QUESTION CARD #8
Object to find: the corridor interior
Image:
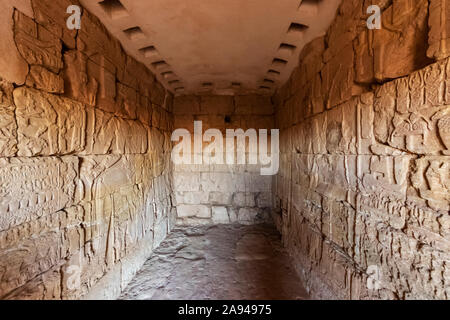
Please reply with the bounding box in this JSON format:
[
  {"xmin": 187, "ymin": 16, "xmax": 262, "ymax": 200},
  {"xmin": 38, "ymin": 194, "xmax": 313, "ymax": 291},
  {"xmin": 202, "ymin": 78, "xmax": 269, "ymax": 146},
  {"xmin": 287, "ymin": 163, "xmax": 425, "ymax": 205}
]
[{"xmin": 0, "ymin": 0, "xmax": 449, "ymax": 300}]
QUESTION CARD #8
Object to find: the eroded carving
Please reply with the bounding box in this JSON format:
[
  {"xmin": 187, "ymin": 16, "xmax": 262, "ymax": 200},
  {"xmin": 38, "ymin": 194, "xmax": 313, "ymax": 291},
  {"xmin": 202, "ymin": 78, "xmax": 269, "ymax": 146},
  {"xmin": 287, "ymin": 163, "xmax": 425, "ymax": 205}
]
[
  {"xmin": 0, "ymin": 157, "xmax": 78, "ymax": 231},
  {"xmin": 13, "ymin": 87, "xmax": 86, "ymax": 156}
]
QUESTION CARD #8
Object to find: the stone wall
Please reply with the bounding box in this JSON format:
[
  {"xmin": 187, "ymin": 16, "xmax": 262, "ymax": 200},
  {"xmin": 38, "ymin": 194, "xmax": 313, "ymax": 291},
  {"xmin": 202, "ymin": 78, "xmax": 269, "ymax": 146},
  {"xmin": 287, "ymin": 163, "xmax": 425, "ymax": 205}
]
[
  {"xmin": 173, "ymin": 95, "xmax": 274, "ymax": 225},
  {"xmin": 0, "ymin": 0, "xmax": 174, "ymax": 299},
  {"xmin": 273, "ymin": 0, "xmax": 450, "ymax": 299}
]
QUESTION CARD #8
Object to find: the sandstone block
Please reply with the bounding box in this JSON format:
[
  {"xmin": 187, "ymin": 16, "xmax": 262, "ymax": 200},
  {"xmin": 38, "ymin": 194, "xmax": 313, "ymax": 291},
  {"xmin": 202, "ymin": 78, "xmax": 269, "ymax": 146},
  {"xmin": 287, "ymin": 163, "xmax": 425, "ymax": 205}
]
[
  {"xmin": 13, "ymin": 87, "xmax": 86, "ymax": 156},
  {"xmin": 208, "ymin": 192, "xmax": 232, "ymax": 205},
  {"xmin": 14, "ymin": 11, "xmax": 63, "ymax": 73},
  {"xmin": 321, "ymin": 43, "xmax": 354, "ymax": 108},
  {"xmin": 238, "ymin": 208, "xmax": 259, "ymax": 224},
  {"xmin": 0, "ymin": 156, "xmax": 79, "ymax": 231},
  {"xmin": 212, "ymin": 206, "xmax": 230, "ymax": 224},
  {"xmin": 201, "ymin": 172, "xmax": 236, "ymax": 192},
  {"xmin": 26, "ymin": 66, "xmax": 64, "ymax": 93},
  {"xmin": 256, "ymin": 192, "xmax": 272, "ymax": 208},
  {"xmin": 428, "ymin": 0, "xmax": 450, "ymax": 60},
  {"xmin": 63, "ymin": 50, "xmax": 98, "ymax": 107},
  {"xmin": 0, "ymin": 80, "xmax": 17, "ymax": 156},
  {"xmin": 177, "ymin": 205, "xmax": 211, "ymax": 218},
  {"xmin": 84, "ymin": 108, "xmax": 148, "ymax": 155},
  {"xmin": 175, "ymin": 191, "xmax": 209, "ymax": 205},
  {"xmin": 31, "ymin": 0, "xmax": 78, "ymax": 48},
  {"xmin": 174, "ymin": 172, "xmax": 201, "ymax": 192},
  {"xmin": 200, "ymin": 96, "xmax": 234, "ymax": 115},
  {"xmin": 373, "ymin": 0, "xmax": 429, "ymax": 81},
  {"xmin": 233, "ymin": 192, "xmax": 256, "ymax": 207},
  {"xmin": 373, "ymin": 66, "xmax": 450, "ymax": 155},
  {"xmin": 0, "ymin": 3, "xmax": 30, "ymax": 84},
  {"xmin": 78, "ymin": 10, "xmax": 126, "ymax": 71}
]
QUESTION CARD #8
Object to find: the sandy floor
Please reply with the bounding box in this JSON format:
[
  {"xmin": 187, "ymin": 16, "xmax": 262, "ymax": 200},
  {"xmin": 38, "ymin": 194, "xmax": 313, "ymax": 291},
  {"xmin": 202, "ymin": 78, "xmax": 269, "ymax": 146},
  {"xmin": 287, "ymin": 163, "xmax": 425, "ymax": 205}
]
[{"xmin": 119, "ymin": 224, "xmax": 309, "ymax": 300}]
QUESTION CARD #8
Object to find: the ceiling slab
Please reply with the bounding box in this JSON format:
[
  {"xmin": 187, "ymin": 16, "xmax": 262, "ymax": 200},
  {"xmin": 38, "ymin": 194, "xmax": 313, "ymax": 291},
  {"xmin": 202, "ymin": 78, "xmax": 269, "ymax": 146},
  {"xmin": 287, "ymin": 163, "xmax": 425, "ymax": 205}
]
[{"xmin": 80, "ymin": 0, "xmax": 341, "ymax": 95}]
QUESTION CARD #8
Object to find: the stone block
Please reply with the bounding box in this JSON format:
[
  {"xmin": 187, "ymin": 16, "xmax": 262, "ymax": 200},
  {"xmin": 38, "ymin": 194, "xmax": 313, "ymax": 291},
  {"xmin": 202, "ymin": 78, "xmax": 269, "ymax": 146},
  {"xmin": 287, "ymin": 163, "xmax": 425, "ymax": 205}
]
[
  {"xmin": 0, "ymin": 156, "xmax": 79, "ymax": 231},
  {"xmin": 232, "ymin": 192, "xmax": 256, "ymax": 207},
  {"xmin": 200, "ymin": 95, "xmax": 234, "ymax": 115},
  {"xmin": 373, "ymin": 0, "xmax": 429, "ymax": 81},
  {"xmin": 212, "ymin": 206, "xmax": 230, "ymax": 224},
  {"xmin": 177, "ymin": 205, "xmax": 211, "ymax": 218},
  {"xmin": 321, "ymin": 43, "xmax": 354, "ymax": 108},
  {"xmin": 201, "ymin": 172, "xmax": 236, "ymax": 192},
  {"xmin": 174, "ymin": 172, "xmax": 201, "ymax": 192},
  {"xmin": 31, "ymin": 0, "xmax": 78, "ymax": 49},
  {"xmin": 428, "ymin": 0, "xmax": 450, "ymax": 60},
  {"xmin": 173, "ymin": 95, "xmax": 200, "ymax": 114},
  {"xmin": 256, "ymin": 192, "xmax": 272, "ymax": 208},
  {"xmin": 26, "ymin": 66, "xmax": 64, "ymax": 93},
  {"xmin": 238, "ymin": 208, "xmax": 259, "ymax": 224},
  {"xmin": 208, "ymin": 192, "xmax": 232, "ymax": 205},
  {"xmin": 0, "ymin": 2, "xmax": 31, "ymax": 84},
  {"xmin": 175, "ymin": 191, "xmax": 209, "ymax": 205},
  {"xmin": 14, "ymin": 11, "xmax": 63, "ymax": 73},
  {"xmin": 63, "ymin": 50, "xmax": 98, "ymax": 107},
  {"xmin": 0, "ymin": 80, "xmax": 17, "ymax": 156},
  {"xmin": 13, "ymin": 87, "xmax": 86, "ymax": 156}
]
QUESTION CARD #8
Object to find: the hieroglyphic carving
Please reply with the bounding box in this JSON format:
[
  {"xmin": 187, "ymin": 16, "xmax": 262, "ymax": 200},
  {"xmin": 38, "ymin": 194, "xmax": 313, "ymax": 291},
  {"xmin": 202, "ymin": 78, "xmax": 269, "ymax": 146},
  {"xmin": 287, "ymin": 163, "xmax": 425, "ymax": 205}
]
[
  {"xmin": 446, "ymin": 59, "xmax": 450, "ymax": 104},
  {"xmin": 424, "ymin": 61, "xmax": 445, "ymax": 106},
  {"xmin": 374, "ymin": 66, "xmax": 450, "ymax": 155},
  {"xmin": 13, "ymin": 87, "xmax": 86, "ymax": 156},
  {"xmin": 0, "ymin": 79, "xmax": 17, "ymax": 156},
  {"xmin": 0, "ymin": 157, "xmax": 78, "ymax": 231},
  {"xmin": 84, "ymin": 108, "xmax": 148, "ymax": 155},
  {"xmin": 357, "ymin": 93, "xmax": 375, "ymax": 155},
  {"xmin": 374, "ymin": 81, "xmax": 396, "ymax": 144},
  {"xmin": 389, "ymin": 104, "xmax": 448, "ymax": 154},
  {"xmin": 411, "ymin": 156, "xmax": 450, "ymax": 211},
  {"xmin": 14, "ymin": 11, "xmax": 63, "ymax": 73},
  {"xmin": 359, "ymin": 155, "xmax": 414, "ymax": 197}
]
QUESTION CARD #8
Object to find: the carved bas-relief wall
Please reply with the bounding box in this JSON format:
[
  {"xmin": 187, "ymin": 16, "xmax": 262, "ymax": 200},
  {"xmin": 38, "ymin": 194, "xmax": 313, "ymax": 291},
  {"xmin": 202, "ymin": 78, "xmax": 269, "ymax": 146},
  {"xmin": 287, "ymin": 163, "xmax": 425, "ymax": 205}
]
[
  {"xmin": 0, "ymin": 0, "xmax": 174, "ymax": 299},
  {"xmin": 273, "ymin": 0, "xmax": 450, "ymax": 300}
]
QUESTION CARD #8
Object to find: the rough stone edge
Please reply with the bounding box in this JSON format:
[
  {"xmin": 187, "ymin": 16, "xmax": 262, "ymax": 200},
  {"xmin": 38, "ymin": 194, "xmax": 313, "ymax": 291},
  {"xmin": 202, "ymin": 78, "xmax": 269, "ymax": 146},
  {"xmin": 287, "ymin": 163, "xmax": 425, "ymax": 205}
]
[{"xmin": 81, "ymin": 232, "xmax": 154, "ymax": 300}]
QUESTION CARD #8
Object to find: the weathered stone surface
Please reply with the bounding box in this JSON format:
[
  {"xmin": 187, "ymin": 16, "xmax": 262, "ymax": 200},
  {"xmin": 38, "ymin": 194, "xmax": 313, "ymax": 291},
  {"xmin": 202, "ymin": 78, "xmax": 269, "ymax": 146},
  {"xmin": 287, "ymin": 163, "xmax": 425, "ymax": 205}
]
[
  {"xmin": 322, "ymin": 43, "xmax": 355, "ymax": 108},
  {"xmin": 177, "ymin": 205, "xmax": 211, "ymax": 218},
  {"xmin": 14, "ymin": 11, "xmax": 63, "ymax": 73},
  {"xmin": 211, "ymin": 206, "xmax": 230, "ymax": 224},
  {"xmin": 428, "ymin": 0, "xmax": 450, "ymax": 60},
  {"xmin": 273, "ymin": 0, "xmax": 450, "ymax": 300},
  {"xmin": 13, "ymin": 87, "xmax": 86, "ymax": 156},
  {"xmin": 0, "ymin": 80, "xmax": 17, "ymax": 156},
  {"xmin": 373, "ymin": 0, "xmax": 429, "ymax": 81},
  {"xmin": 0, "ymin": 156, "xmax": 78, "ymax": 231},
  {"xmin": 200, "ymin": 96, "xmax": 234, "ymax": 115},
  {"xmin": 63, "ymin": 50, "xmax": 99, "ymax": 107},
  {"xmin": 1, "ymin": 1, "xmax": 173, "ymax": 301},
  {"xmin": 84, "ymin": 108, "xmax": 148, "ymax": 155},
  {"xmin": 373, "ymin": 62, "xmax": 450, "ymax": 155},
  {"xmin": 0, "ymin": 2, "xmax": 32, "ymax": 85},
  {"xmin": 233, "ymin": 192, "xmax": 256, "ymax": 207},
  {"xmin": 26, "ymin": 66, "xmax": 64, "ymax": 93},
  {"xmin": 31, "ymin": 0, "xmax": 78, "ymax": 49}
]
